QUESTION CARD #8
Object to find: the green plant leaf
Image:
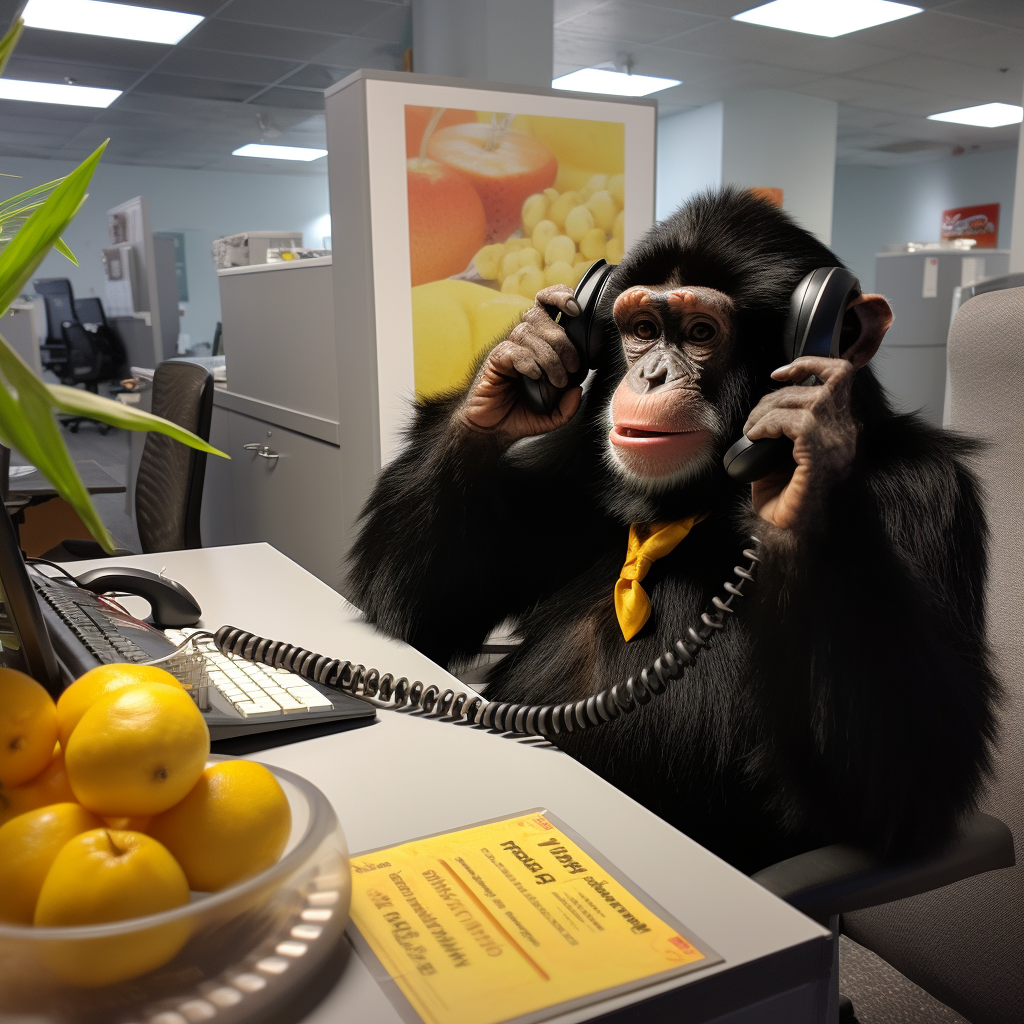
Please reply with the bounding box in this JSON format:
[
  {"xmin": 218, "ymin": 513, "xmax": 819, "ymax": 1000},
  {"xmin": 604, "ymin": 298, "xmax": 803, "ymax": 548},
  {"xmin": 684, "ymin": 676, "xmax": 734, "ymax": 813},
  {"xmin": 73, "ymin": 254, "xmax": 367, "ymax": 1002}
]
[
  {"xmin": 0, "ymin": 18, "xmax": 23, "ymax": 77},
  {"xmin": 0, "ymin": 140, "xmax": 106, "ymax": 314},
  {"xmin": 52, "ymin": 237, "xmax": 77, "ymax": 264},
  {"xmin": 47, "ymin": 384, "xmax": 229, "ymax": 458}
]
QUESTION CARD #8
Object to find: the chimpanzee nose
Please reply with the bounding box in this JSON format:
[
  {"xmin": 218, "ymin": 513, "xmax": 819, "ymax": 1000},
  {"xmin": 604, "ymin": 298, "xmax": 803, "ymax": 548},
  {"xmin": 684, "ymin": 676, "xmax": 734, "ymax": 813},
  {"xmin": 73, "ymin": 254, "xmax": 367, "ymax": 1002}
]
[{"xmin": 638, "ymin": 347, "xmax": 683, "ymax": 390}]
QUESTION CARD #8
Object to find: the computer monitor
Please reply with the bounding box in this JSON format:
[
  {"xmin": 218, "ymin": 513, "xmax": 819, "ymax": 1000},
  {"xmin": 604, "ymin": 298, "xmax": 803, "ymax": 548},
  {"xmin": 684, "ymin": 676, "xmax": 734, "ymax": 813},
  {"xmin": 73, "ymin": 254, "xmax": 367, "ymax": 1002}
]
[{"xmin": 0, "ymin": 509, "xmax": 62, "ymax": 695}]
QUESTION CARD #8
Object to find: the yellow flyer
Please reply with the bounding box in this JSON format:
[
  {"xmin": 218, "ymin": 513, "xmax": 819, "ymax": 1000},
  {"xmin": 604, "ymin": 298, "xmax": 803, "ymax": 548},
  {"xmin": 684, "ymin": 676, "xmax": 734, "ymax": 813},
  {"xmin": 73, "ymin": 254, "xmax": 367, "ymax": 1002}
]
[{"xmin": 348, "ymin": 810, "xmax": 721, "ymax": 1024}]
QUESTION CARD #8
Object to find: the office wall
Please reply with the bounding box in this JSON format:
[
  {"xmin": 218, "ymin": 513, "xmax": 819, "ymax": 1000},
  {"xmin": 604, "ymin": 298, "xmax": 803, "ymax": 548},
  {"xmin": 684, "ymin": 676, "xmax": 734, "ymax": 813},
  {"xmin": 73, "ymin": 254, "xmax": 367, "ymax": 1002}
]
[
  {"xmin": 0, "ymin": 157, "xmax": 330, "ymax": 352},
  {"xmin": 656, "ymin": 103, "xmax": 724, "ymax": 221},
  {"xmin": 831, "ymin": 148, "xmax": 1018, "ymax": 292}
]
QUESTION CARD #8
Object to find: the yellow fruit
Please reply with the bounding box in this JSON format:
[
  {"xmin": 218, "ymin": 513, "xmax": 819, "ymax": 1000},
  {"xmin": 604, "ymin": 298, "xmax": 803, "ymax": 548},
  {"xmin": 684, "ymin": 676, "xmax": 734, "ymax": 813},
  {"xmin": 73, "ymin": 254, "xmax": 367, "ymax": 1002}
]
[
  {"xmin": 104, "ymin": 815, "xmax": 151, "ymax": 832},
  {"xmin": 586, "ymin": 190, "xmax": 618, "ymax": 233},
  {"xmin": 517, "ymin": 247, "xmax": 543, "ymax": 271},
  {"xmin": 34, "ymin": 828, "xmax": 191, "ymax": 987},
  {"xmin": 606, "ymin": 235, "xmax": 624, "ymax": 265},
  {"xmin": 57, "ymin": 664, "xmax": 182, "ymax": 749},
  {"xmin": 516, "ymin": 265, "xmax": 545, "ymax": 298},
  {"xmin": 0, "ymin": 668, "xmax": 58, "ymax": 789},
  {"xmin": 514, "ymin": 117, "xmax": 624, "ymax": 191},
  {"xmin": 472, "ymin": 243, "xmax": 505, "ymax": 280},
  {"xmin": 545, "ymin": 261, "xmax": 576, "ymax": 288},
  {"xmin": 500, "ymin": 250, "xmax": 521, "ymax": 283},
  {"xmin": 149, "ymin": 761, "xmax": 291, "ymax": 892},
  {"xmin": 411, "ymin": 280, "xmax": 530, "ymax": 398},
  {"xmin": 500, "ymin": 274, "xmax": 521, "ymax": 295},
  {"xmin": 608, "ymin": 173, "xmax": 625, "ymax": 207},
  {"xmin": 613, "ymin": 209, "xmax": 625, "ymax": 243},
  {"xmin": 581, "ymin": 173, "xmax": 608, "ymax": 199},
  {"xmin": 548, "ymin": 190, "xmax": 582, "ymax": 231},
  {"xmin": 0, "ymin": 746, "xmax": 76, "ymax": 827},
  {"xmin": 542, "ymin": 187, "xmax": 559, "ymax": 203},
  {"xmin": 531, "ymin": 218, "xmax": 559, "ymax": 255},
  {"xmin": 0, "ymin": 802, "xmax": 102, "ymax": 923},
  {"xmin": 579, "ymin": 227, "xmax": 607, "ymax": 261},
  {"xmin": 65, "ymin": 684, "xmax": 209, "ymax": 817},
  {"xmin": 505, "ymin": 236, "xmax": 531, "ymax": 252},
  {"xmin": 521, "ymin": 193, "xmax": 548, "ymax": 235},
  {"xmin": 564, "ymin": 204, "xmax": 595, "ymax": 243},
  {"xmin": 544, "ymin": 234, "xmax": 576, "ymax": 268}
]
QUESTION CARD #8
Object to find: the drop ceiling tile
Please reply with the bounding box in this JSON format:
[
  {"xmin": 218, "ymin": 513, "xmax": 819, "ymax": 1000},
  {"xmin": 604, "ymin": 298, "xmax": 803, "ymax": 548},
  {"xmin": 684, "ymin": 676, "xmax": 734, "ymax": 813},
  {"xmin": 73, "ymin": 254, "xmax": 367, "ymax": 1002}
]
[
  {"xmin": 3, "ymin": 56, "xmax": 139, "ymax": 90},
  {"xmin": 664, "ymin": 21, "xmax": 905, "ymax": 75},
  {"xmin": 309, "ymin": 33, "xmax": 406, "ymax": 67},
  {"xmin": 554, "ymin": 0, "xmax": 610, "ymax": 24},
  {"xmin": 554, "ymin": 26, "xmax": 619, "ymax": 67},
  {"xmin": 643, "ymin": 1, "xmax": 754, "ymax": 13},
  {"xmin": 248, "ymin": 86, "xmax": 325, "ymax": 110},
  {"xmin": 182, "ymin": 18, "xmax": 335, "ymax": 61},
  {"xmin": 556, "ymin": 1, "xmax": 714, "ymax": 44},
  {"xmin": 220, "ymin": 0, "xmax": 388, "ymax": 34},
  {"xmin": 851, "ymin": 53, "xmax": 1024, "ymax": 103},
  {"xmin": 132, "ymin": 74, "xmax": 258, "ymax": 102},
  {"xmin": 0, "ymin": 96, "xmax": 105, "ymax": 120},
  {"xmin": 932, "ymin": 26, "xmax": 1024, "ymax": 71},
  {"xmin": 278, "ymin": 64, "xmax": 355, "ymax": 89},
  {"xmin": 127, "ymin": 0, "xmax": 225, "ymax": 15},
  {"xmin": 940, "ymin": 0, "xmax": 1024, "ymax": 30},
  {"xmin": 158, "ymin": 49, "xmax": 301, "ymax": 84},
  {"xmin": 93, "ymin": 107, "xmax": 201, "ymax": 132},
  {"xmin": 14, "ymin": 27, "xmax": 172, "ymax": 69},
  {"xmin": 627, "ymin": 46, "xmax": 724, "ymax": 80},
  {"xmin": 841, "ymin": 10, "xmax": 993, "ymax": 56},
  {"xmin": 795, "ymin": 77, "xmax": 975, "ymax": 116}
]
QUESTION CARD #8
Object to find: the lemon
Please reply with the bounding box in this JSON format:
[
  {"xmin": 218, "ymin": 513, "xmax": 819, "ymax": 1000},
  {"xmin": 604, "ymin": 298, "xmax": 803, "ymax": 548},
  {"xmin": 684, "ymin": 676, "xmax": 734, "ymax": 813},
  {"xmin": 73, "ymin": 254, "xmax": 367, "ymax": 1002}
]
[
  {"xmin": 149, "ymin": 760, "xmax": 291, "ymax": 892},
  {"xmin": 57, "ymin": 664, "xmax": 182, "ymax": 749},
  {"xmin": 0, "ymin": 668, "xmax": 58, "ymax": 789},
  {"xmin": 65, "ymin": 683, "xmax": 209, "ymax": 817},
  {"xmin": 0, "ymin": 802, "xmax": 102, "ymax": 923},
  {"xmin": 34, "ymin": 828, "xmax": 191, "ymax": 987},
  {"xmin": 0, "ymin": 744, "xmax": 76, "ymax": 827}
]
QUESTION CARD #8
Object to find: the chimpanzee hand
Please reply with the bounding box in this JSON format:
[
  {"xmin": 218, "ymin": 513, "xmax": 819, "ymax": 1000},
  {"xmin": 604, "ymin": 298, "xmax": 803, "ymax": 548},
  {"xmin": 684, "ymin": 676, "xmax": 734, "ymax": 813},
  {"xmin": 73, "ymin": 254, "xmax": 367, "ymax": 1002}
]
[
  {"xmin": 458, "ymin": 286, "xmax": 583, "ymax": 444},
  {"xmin": 744, "ymin": 355, "xmax": 858, "ymax": 531}
]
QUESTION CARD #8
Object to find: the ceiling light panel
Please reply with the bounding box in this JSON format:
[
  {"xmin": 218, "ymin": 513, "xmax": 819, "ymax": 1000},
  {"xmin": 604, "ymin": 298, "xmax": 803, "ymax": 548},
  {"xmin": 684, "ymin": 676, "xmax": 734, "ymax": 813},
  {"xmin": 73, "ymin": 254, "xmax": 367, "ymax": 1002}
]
[
  {"xmin": 733, "ymin": 0, "xmax": 922, "ymax": 38},
  {"xmin": 0, "ymin": 78, "xmax": 121, "ymax": 107},
  {"xmin": 232, "ymin": 144, "xmax": 327, "ymax": 161},
  {"xmin": 552, "ymin": 68, "xmax": 681, "ymax": 97},
  {"xmin": 927, "ymin": 103, "xmax": 1024, "ymax": 128},
  {"xmin": 22, "ymin": 0, "xmax": 204, "ymax": 45}
]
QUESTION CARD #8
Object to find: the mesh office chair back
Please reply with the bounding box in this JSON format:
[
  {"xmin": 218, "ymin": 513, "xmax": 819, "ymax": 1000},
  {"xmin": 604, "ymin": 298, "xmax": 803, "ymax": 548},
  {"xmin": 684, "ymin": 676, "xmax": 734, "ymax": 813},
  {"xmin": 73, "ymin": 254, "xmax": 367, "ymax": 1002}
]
[
  {"xmin": 135, "ymin": 361, "xmax": 214, "ymax": 553},
  {"xmin": 844, "ymin": 285, "xmax": 1024, "ymax": 1024}
]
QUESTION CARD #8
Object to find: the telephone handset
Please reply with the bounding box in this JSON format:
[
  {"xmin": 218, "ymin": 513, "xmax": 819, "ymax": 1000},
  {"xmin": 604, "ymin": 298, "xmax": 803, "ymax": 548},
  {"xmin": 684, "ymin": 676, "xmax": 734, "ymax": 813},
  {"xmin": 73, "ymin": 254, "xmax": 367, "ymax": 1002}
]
[
  {"xmin": 519, "ymin": 259, "xmax": 618, "ymax": 417},
  {"xmin": 723, "ymin": 267, "xmax": 861, "ymax": 483}
]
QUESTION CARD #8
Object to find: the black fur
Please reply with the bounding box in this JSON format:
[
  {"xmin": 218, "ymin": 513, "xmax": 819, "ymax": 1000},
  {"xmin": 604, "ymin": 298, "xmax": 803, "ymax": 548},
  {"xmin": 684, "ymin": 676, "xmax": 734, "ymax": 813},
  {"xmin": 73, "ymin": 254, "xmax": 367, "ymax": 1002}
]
[{"xmin": 348, "ymin": 188, "xmax": 998, "ymax": 874}]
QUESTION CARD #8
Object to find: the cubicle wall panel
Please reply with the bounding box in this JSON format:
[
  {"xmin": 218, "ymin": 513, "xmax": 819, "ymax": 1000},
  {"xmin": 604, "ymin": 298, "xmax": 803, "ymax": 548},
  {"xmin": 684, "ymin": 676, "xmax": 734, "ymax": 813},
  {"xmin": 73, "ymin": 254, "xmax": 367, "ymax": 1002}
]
[
  {"xmin": 224, "ymin": 409, "xmax": 347, "ymax": 591},
  {"xmin": 200, "ymin": 404, "xmax": 236, "ymax": 548}
]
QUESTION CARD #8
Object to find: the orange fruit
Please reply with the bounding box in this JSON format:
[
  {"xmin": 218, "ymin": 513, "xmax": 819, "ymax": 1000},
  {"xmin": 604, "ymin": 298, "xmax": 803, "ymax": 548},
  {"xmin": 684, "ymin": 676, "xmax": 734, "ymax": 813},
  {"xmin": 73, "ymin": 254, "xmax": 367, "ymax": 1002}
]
[
  {"xmin": 428, "ymin": 123, "xmax": 557, "ymax": 243},
  {"xmin": 0, "ymin": 802, "xmax": 102, "ymax": 923},
  {"xmin": 34, "ymin": 828, "xmax": 191, "ymax": 986},
  {"xmin": 57, "ymin": 664, "xmax": 182, "ymax": 749},
  {"xmin": 0, "ymin": 668, "xmax": 58, "ymax": 788},
  {"xmin": 0, "ymin": 745, "xmax": 76, "ymax": 827},
  {"xmin": 65, "ymin": 683, "xmax": 209, "ymax": 817},
  {"xmin": 405, "ymin": 105, "xmax": 475, "ymax": 158},
  {"xmin": 149, "ymin": 760, "xmax": 291, "ymax": 892},
  {"xmin": 407, "ymin": 157, "xmax": 487, "ymax": 286}
]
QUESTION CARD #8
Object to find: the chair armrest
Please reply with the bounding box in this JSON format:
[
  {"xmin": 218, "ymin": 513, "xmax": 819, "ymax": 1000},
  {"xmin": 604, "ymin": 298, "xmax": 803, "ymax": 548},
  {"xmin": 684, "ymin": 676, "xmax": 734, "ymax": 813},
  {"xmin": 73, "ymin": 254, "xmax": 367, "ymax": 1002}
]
[{"xmin": 752, "ymin": 812, "xmax": 1015, "ymax": 924}]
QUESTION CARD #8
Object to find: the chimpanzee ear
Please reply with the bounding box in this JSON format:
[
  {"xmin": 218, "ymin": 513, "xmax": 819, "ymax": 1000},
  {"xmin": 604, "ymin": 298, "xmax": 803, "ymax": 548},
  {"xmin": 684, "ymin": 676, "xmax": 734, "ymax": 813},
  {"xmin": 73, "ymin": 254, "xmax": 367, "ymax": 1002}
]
[{"xmin": 841, "ymin": 294, "xmax": 893, "ymax": 370}]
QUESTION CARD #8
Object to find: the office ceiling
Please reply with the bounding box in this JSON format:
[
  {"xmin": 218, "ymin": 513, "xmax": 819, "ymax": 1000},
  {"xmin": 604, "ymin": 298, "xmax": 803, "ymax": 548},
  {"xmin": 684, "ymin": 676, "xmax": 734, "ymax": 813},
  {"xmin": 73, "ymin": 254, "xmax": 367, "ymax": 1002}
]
[{"xmin": 0, "ymin": 0, "xmax": 1021, "ymax": 175}]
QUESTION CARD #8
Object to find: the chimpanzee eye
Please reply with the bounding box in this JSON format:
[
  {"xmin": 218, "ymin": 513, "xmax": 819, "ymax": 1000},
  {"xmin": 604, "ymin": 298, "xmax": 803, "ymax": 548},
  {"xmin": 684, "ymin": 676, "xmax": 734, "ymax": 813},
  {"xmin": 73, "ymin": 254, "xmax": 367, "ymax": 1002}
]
[
  {"xmin": 633, "ymin": 319, "xmax": 659, "ymax": 341},
  {"xmin": 688, "ymin": 320, "xmax": 717, "ymax": 342}
]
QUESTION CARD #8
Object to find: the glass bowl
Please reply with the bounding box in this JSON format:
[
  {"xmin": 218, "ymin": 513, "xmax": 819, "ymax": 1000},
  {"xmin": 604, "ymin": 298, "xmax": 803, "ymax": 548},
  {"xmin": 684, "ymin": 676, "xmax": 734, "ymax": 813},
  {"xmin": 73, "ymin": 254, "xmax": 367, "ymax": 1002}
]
[{"xmin": 0, "ymin": 756, "xmax": 350, "ymax": 1023}]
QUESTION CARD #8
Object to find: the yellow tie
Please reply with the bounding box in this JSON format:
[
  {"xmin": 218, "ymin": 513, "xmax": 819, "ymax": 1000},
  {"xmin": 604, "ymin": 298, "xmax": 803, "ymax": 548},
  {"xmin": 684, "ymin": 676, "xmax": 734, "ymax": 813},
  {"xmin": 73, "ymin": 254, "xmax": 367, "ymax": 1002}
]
[{"xmin": 614, "ymin": 516, "xmax": 702, "ymax": 642}]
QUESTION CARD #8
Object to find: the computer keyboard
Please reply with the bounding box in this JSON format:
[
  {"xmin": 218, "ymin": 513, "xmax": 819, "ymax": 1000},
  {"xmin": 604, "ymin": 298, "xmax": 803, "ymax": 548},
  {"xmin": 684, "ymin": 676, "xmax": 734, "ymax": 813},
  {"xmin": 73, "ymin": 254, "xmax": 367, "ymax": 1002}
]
[{"xmin": 165, "ymin": 630, "xmax": 334, "ymax": 717}]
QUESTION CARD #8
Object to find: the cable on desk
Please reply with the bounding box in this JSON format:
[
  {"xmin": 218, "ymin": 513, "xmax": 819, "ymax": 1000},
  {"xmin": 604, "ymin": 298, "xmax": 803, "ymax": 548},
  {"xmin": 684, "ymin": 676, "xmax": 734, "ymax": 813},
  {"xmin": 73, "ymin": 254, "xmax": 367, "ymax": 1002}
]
[{"xmin": 214, "ymin": 538, "xmax": 761, "ymax": 738}]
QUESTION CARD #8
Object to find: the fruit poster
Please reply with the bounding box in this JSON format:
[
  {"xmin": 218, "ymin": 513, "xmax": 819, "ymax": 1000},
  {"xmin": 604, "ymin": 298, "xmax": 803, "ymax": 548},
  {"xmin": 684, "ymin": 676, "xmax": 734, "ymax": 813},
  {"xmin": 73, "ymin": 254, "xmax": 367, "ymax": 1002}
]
[
  {"xmin": 941, "ymin": 203, "xmax": 999, "ymax": 249},
  {"xmin": 360, "ymin": 78, "xmax": 656, "ymax": 463}
]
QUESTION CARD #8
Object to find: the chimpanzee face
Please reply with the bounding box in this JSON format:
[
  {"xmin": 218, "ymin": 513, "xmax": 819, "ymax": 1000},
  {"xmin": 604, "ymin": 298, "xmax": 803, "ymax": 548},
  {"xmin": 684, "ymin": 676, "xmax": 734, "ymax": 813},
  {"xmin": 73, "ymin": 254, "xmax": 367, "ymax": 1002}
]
[{"xmin": 605, "ymin": 284, "xmax": 736, "ymax": 490}]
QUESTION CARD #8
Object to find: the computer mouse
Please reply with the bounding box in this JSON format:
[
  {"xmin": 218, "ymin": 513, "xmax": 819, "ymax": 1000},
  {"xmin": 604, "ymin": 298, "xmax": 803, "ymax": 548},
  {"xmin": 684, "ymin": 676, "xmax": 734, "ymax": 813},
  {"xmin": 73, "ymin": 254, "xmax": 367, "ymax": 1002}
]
[{"xmin": 74, "ymin": 566, "xmax": 202, "ymax": 628}]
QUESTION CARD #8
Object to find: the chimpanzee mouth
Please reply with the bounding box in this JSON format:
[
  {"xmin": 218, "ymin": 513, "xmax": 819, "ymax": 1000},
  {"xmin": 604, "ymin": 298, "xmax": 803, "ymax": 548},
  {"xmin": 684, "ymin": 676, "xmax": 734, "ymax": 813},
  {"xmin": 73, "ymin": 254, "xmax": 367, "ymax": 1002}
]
[{"xmin": 613, "ymin": 426, "xmax": 697, "ymax": 439}]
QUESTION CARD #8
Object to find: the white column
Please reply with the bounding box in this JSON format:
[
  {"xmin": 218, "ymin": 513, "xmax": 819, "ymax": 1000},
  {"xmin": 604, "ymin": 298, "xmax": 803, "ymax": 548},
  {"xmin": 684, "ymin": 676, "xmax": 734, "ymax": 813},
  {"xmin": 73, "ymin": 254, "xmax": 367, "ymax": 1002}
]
[
  {"xmin": 1009, "ymin": 80, "xmax": 1024, "ymax": 273},
  {"xmin": 412, "ymin": 0, "xmax": 553, "ymax": 89},
  {"xmin": 656, "ymin": 90, "xmax": 838, "ymax": 244}
]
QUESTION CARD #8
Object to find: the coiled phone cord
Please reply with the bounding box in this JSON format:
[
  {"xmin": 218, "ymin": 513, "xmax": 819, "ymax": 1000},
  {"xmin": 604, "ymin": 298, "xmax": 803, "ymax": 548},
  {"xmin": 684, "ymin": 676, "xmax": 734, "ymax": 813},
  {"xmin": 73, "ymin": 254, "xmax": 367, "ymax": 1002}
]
[{"xmin": 213, "ymin": 538, "xmax": 761, "ymax": 739}]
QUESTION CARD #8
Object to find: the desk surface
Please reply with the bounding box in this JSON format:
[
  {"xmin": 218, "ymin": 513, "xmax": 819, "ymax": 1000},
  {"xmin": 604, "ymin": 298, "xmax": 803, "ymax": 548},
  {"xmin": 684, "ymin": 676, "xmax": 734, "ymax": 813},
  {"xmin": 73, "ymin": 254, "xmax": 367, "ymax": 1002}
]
[
  {"xmin": 84, "ymin": 543, "xmax": 829, "ymax": 1024},
  {"xmin": 9, "ymin": 460, "xmax": 125, "ymax": 497}
]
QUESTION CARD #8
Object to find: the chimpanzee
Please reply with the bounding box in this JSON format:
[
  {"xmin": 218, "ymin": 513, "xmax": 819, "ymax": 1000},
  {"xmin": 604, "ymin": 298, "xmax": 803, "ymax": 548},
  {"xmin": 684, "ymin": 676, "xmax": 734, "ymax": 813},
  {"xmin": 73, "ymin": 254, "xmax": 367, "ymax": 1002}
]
[{"xmin": 349, "ymin": 188, "xmax": 997, "ymax": 873}]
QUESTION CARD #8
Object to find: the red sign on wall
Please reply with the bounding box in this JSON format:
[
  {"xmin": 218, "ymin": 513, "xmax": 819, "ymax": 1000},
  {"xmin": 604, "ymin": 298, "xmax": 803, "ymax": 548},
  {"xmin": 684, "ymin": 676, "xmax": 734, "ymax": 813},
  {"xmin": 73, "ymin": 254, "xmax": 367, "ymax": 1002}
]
[{"xmin": 941, "ymin": 203, "xmax": 1000, "ymax": 248}]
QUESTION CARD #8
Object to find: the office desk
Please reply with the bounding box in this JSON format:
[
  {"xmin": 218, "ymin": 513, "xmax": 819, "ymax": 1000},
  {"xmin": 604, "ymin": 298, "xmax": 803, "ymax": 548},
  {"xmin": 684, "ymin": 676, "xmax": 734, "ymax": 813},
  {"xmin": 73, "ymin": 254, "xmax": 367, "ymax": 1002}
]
[
  {"xmin": 8, "ymin": 460, "xmax": 126, "ymax": 499},
  {"xmin": 86, "ymin": 543, "xmax": 831, "ymax": 1024}
]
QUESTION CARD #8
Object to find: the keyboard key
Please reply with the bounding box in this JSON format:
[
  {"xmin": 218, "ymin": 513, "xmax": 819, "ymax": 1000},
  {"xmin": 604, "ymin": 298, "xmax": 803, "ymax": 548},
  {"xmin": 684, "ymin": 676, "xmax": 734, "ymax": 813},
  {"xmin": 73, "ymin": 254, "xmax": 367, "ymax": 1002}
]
[{"xmin": 232, "ymin": 701, "xmax": 279, "ymax": 718}]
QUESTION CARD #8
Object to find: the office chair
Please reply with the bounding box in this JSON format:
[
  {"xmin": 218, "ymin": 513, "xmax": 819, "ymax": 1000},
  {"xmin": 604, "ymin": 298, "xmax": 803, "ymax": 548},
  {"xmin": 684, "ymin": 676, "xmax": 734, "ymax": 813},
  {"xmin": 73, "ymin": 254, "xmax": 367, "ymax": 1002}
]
[
  {"xmin": 46, "ymin": 361, "xmax": 214, "ymax": 560},
  {"xmin": 33, "ymin": 279, "xmax": 127, "ymax": 433}
]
